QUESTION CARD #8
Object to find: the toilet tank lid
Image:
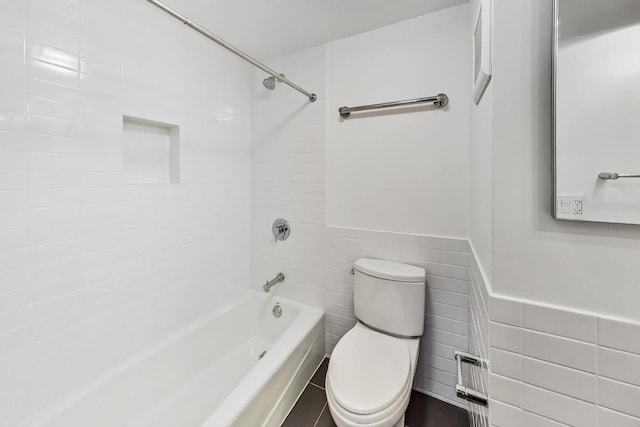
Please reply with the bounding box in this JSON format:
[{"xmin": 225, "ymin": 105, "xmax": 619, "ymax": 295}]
[{"xmin": 354, "ymin": 258, "xmax": 425, "ymax": 282}]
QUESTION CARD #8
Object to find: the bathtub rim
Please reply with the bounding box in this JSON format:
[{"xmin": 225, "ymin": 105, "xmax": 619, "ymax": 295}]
[{"xmin": 201, "ymin": 290, "xmax": 325, "ymax": 426}]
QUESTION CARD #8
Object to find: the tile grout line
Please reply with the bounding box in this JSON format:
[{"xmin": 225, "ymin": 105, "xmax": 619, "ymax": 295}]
[
  {"xmin": 312, "ymin": 402, "xmax": 328, "ymax": 427},
  {"xmin": 309, "ymin": 381, "xmax": 325, "ymax": 391}
]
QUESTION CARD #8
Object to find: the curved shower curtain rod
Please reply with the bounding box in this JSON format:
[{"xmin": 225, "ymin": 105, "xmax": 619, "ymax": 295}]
[{"xmin": 145, "ymin": 0, "xmax": 317, "ymax": 102}]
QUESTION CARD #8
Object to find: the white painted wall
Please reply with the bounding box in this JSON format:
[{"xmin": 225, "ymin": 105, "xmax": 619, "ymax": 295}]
[
  {"xmin": 491, "ymin": 0, "xmax": 640, "ymax": 321},
  {"xmin": 327, "ymin": 6, "xmax": 471, "ymax": 238},
  {"xmin": 468, "ymin": 0, "xmax": 494, "ymax": 285},
  {"xmin": 556, "ymin": 23, "xmax": 640, "ymax": 224},
  {"xmin": 0, "ymin": 1, "xmax": 251, "ymax": 423}
]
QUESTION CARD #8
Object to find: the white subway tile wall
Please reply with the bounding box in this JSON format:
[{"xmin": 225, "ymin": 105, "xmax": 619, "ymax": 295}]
[
  {"xmin": 0, "ymin": 0, "xmax": 252, "ymax": 424},
  {"xmin": 250, "ymin": 42, "xmax": 472, "ymax": 408},
  {"xmin": 489, "ymin": 295, "xmax": 640, "ymax": 426},
  {"xmin": 470, "ymin": 249, "xmax": 640, "ymax": 427},
  {"xmin": 469, "ymin": 250, "xmax": 490, "ymax": 427}
]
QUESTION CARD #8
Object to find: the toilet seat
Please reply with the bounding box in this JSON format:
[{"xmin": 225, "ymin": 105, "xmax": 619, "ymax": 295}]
[
  {"xmin": 326, "ymin": 375, "xmax": 412, "ymax": 427},
  {"xmin": 326, "ymin": 323, "xmax": 413, "ymax": 426}
]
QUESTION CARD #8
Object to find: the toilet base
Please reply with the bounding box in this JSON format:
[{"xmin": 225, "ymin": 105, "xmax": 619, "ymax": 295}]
[{"xmin": 327, "ymin": 408, "xmax": 405, "ymax": 427}]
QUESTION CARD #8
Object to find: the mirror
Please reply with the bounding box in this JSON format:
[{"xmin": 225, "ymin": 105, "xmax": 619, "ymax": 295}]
[{"xmin": 553, "ymin": 0, "xmax": 640, "ymax": 224}]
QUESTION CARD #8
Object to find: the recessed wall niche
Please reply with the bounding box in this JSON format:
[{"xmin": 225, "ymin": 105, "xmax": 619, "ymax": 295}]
[{"xmin": 122, "ymin": 116, "xmax": 180, "ymax": 184}]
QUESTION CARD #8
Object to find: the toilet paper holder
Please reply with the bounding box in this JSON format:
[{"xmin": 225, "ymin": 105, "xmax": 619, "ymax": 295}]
[{"xmin": 454, "ymin": 350, "xmax": 488, "ymax": 407}]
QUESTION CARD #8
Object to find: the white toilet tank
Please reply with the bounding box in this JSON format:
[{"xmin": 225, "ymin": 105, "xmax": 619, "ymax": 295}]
[{"xmin": 353, "ymin": 258, "xmax": 426, "ymax": 337}]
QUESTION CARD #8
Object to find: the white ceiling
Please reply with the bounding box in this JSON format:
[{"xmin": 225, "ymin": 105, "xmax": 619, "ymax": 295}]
[{"xmin": 158, "ymin": 0, "xmax": 468, "ymax": 59}]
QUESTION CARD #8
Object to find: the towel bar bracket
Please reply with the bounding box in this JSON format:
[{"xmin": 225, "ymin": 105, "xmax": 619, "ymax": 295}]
[{"xmin": 455, "ymin": 350, "xmax": 488, "ymax": 407}]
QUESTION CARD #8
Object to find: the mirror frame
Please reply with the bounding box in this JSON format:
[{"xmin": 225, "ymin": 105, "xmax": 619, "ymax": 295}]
[
  {"xmin": 551, "ymin": 0, "xmax": 559, "ymax": 219},
  {"xmin": 552, "ymin": 0, "xmax": 640, "ymax": 225}
]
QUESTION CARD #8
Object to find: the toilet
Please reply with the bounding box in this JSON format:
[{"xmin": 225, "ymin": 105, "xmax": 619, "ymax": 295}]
[{"xmin": 326, "ymin": 258, "xmax": 426, "ymax": 427}]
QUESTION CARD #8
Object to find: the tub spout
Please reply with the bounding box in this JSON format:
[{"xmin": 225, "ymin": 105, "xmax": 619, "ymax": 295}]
[{"xmin": 263, "ymin": 273, "xmax": 285, "ymax": 293}]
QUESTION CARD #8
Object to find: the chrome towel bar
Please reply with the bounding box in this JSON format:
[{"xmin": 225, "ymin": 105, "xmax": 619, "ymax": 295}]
[
  {"xmin": 599, "ymin": 172, "xmax": 640, "ymax": 180},
  {"xmin": 455, "ymin": 350, "xmax": 488, "ymax": 407},
  {"xmin": 338, "ymin": 93, "xmax": 449, "ymax": 117}
]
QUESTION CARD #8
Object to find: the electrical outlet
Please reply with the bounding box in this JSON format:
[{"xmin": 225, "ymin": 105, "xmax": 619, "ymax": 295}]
[
  {"xmin": 557, "ymin": 196, "xmax": 585, "ymax": 219},
  {"xmin": 572, "ymin": 200, "xmax": 583, "ymax": 215}
]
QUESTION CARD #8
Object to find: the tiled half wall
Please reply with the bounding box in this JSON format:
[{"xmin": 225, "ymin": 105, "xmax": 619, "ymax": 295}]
[
  {"xmin": 254, "ymin": 223, "xmax": 475, "ymax": 408},
  {"xmin": 469, "ymin": 247, "xmax": 640, "ymax": 427},
  {"xmin": 490, "ymin": 292, "xmax": 640, "ymax": 427},
  {"xmin": 469, "ymin": 250, "xmax": 490, "ymax": 427},
  {"xmin": 465, "ymin": 253, "xmax": 640, "ymax": 427}
]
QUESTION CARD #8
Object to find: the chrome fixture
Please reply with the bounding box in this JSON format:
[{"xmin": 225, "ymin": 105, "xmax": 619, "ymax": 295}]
[
  {"xmin": 272, "ymin": 218, "xmax": 290, "ymax": 242},
  {"xmin": 598, "ymin": 172, "xmax": 640, "ymax": 180},
  {"xmin": 338, "ymin": 93, "xmax": 449, "ymax": 118},
  {"xmin": 144, "ymin": 0, "xmax": 317, "ymax": 102},
  {"xmin": 263, "ymin": 76, "xmax": 276, "ymax": 90},
  {"xmin": 263, "ymin": 74, "xmax": 285, "ymax": 91},
  {"xmin": 454, "ymin": 350, "xmax": 488, "ymax": 407},
  {"xmin": 272, "ymin": 303, "xmax": 282, "ymax": 318},
  {"xmin": 263, "ymin": 272, "xmax": 285, "ymax": 293}
]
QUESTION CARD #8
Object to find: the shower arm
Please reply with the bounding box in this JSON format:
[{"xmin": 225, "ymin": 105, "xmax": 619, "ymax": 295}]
[{"xmin": 145, "ymin": 0, "xmax": 317, "ymax": 102}]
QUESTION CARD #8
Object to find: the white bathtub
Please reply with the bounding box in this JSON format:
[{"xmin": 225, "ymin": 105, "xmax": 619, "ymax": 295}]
[{"xmin": 24, "ymin": 291, "xmax": 325, "ymax": 427}]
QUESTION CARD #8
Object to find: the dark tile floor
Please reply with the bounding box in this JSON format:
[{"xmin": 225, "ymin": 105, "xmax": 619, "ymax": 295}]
[
  {"xmin": 282, "ymin": 357, "xmax": 333, "ymax": 427},
  {"xmin": 282, "ymin": 358, "xmax": 469, "ymax": 427}
]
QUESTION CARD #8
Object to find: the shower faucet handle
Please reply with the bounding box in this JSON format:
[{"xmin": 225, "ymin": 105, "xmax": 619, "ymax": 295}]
[
  {"xmin": 272, "ymin": 219, "xmax": 290, "ymax": 242},
  {"xmin": 274, "ymin": 226, "xmax": 285, "ymax": 242}
]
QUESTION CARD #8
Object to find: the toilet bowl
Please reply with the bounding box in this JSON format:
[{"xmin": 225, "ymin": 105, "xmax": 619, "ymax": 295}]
[
  {"xmin": 325, "ymin": 259, "xmax": 426, "ymax": 427},
  {"xmin": 326, "ymin": 323, "xmax": 420, "ymax": 427}
]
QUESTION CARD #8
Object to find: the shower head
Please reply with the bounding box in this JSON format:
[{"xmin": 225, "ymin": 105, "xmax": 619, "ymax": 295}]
[
  {"xmin": 263, "ymin": 74, "xmax": 285, "ymax": 91},
  {"xmin": 263, "ymin": 76, "xmax": 276, "ymax": 90}
]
